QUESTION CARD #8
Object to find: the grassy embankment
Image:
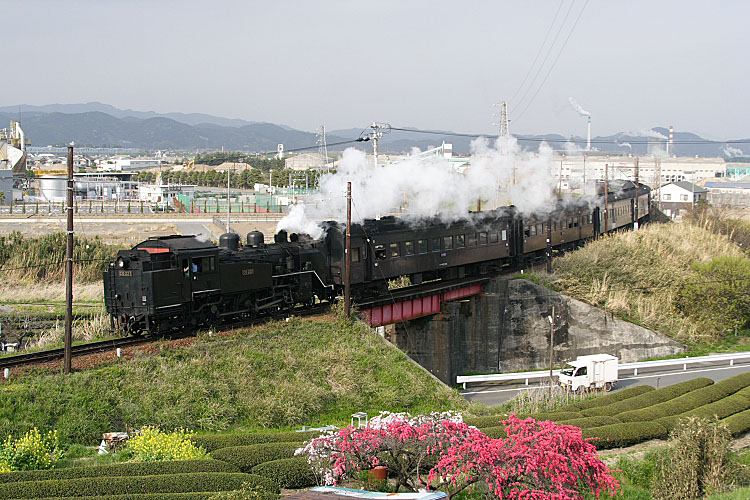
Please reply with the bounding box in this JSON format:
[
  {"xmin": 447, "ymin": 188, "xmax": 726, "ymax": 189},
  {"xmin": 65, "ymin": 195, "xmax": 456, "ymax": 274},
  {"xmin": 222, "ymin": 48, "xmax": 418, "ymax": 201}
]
[
  {"xmin": 0, "ymin": 315, "xmax": 466, "ymax": 444},
  {"xmin": 550, "ymin": 219, "xmax": 750, "ymax": 348}
]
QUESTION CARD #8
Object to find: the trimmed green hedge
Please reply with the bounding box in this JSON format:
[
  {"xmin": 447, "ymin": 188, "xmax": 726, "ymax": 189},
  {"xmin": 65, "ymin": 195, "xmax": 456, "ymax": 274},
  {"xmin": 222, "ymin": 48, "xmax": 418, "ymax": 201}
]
[
  {"xmin": 479, "ymin": 426, "xmax": 506, "ymax": 439},
  {"xmin": 0, "ymin": 473, "xmax": 262, "ymax": 499},
  {"xmin": 250, "ymin": 457, "xmax": 316, "ymax": 489},
  {"xmin": 21, "ymin": 494, "xmax": 216, "ymax": 500},
  {"xmin": 582, "ymin": 422, "xmax": 668, "ymax": 449},
  {"xmin": 617, "ymin": 373, "xmax": 750, "ymax": 423},
  {"xmin": 556, "ymin": 416, "xmax": 620, "ymax": 429},
  {"xmin": 0, "ymin": 460, "xmax": 238, "ymax": 484},
  {"xmin": 722, "ymin": 408, "xmax": 750, "ymax": 436},
  {"xmin": 564, "ymin": 385, "xmax": 655, "ymax": 411},
  {"xmin": 191, "ymin": 432, "xmax": 310, "ymax": 452},
  {"xmin": 210, "ymin": 442, "xmax": 301, "ymax": 473},
  {"xmin": 581, "ymin": 378, "xmax": 714, "ymax": 417},
  {"xmin": 465, "ymin": 411, "xmax": 581, "ymax": 428}
]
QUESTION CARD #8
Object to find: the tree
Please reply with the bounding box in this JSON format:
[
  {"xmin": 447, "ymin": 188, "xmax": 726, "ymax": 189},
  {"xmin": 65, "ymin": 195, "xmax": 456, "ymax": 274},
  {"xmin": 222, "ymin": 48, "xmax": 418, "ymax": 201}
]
[{"xmin": 429, "ymin": 416, "xmax": 619, "ymax": 500}]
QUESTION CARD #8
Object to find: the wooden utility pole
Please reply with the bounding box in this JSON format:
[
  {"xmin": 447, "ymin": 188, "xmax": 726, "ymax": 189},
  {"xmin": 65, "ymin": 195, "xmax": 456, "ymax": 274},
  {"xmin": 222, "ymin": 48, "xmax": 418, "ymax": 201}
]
[
  {"xmin": 604, "ymin": 164, "xmax": 609, "ymax": 233},
  {"xmin": 546, "ymin": 215, "xmax": 552, "ymax": 273},
  {"xmin": 344, "ymin": 182, "xmax": 352, "ymax": 317},
  {"xmin": 548, "ymin": 306, "xmax": 555, "ymax": 396},
  {"xmin": 64, "ymin": 146, "xmax": 74, "ymax": 374},
  {"xmin": 634, "ymin": 157, "xmax": 640, "ymax": 230}
]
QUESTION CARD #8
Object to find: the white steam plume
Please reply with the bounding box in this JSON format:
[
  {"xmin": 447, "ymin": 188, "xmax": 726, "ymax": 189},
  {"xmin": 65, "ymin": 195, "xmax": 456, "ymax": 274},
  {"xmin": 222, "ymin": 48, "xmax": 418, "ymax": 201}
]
[
  {"xmin": 616, "ymin": 141, "xmax": 633, "ymax": 151},
  {"xmin": 723, "ymin": 146, "xmax": 744, "ymax": 157},
  {"xmin": 568, "ymin": 97, "xmax": 590, "ymax": 117},
  {"xmin": 276, "ymin": 136, "xmax": 564, "ymax": 238},
  {"xmin": 626, "ymin": 129, "xmax": 668, "ymax": 140}
]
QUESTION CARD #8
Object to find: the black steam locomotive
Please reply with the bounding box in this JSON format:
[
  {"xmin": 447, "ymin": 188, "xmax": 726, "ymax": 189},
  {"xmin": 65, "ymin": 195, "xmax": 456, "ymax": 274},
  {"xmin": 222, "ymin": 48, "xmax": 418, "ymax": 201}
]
[{"xmin": 104, "ymin": 180, "xmax": 650, "ymax": 334}]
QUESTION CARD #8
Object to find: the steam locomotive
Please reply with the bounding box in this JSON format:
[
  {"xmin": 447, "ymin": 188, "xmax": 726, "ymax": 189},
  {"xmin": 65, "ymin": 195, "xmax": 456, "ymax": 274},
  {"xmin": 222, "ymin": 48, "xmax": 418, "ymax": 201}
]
[{"xmin": 104, "ymin": 180, "xmax": 650, "ymax": 334}]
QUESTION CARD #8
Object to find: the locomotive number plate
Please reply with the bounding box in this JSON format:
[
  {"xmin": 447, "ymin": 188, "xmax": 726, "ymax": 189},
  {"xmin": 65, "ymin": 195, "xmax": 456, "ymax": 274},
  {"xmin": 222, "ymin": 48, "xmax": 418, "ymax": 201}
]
[
  {"xmin": 242, "ymin": 268, "xmax": 254, "ymax": 276},
  {"xmin": 119, "ymin": 270, "xmax": 133, "ymax": 276}
]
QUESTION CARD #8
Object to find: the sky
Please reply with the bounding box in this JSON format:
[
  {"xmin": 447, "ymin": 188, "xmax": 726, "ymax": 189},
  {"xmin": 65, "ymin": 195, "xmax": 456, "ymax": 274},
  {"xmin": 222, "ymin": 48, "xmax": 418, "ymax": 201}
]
[{"xmin": 4, "ymin": 0, "xmax": 749, "ymax": 139}]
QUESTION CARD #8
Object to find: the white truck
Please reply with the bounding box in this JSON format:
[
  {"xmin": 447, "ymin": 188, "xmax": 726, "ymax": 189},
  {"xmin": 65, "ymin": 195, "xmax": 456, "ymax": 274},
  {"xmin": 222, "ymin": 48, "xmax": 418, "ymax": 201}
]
[{"xmin": 557, "ymin": 354, "xmax": 618, "ymax": 392}]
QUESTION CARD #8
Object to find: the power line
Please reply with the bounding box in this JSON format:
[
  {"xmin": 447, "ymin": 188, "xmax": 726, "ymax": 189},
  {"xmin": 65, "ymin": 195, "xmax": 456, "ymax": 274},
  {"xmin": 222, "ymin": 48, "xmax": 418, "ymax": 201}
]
[
  {"xmin": 511, "ymin": 0, "xmax": 577, "ymax": 114},
  {"xmin": 507, "ymin": 0, "xmax": 566, "ymax": 108},
  {"xmin": 387, "ymin": 126, "xmax": 750, "ymax": 145},
  {"xmin": 513, "ymin": 0, "xmax": 591, "ymax": 124}
]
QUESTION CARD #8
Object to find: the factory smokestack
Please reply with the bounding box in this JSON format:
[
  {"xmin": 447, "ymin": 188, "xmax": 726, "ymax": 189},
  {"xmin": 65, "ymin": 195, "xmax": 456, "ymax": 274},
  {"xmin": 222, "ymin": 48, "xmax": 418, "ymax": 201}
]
[
  {"xmin": 668, "ymin": 125, "xmax": 674, "ymax": 156},
  {"xmin": 569, "ymin": 97, "xmax": 592, "ymax": 151}
]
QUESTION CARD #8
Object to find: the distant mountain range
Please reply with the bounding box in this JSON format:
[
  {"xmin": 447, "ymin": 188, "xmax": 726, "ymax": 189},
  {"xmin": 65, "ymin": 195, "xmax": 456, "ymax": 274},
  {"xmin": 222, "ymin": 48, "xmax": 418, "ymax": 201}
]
[{"xmin": 0, "ymin": 102, "xmax": 747, "ymax": 158}]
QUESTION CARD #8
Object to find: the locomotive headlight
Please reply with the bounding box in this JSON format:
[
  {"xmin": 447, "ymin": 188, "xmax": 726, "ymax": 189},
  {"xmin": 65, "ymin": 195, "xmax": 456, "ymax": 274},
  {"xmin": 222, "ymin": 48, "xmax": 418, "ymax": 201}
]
[{"xmin": 116, "ymin": 257, "xmax": 128, "ymax": 269}]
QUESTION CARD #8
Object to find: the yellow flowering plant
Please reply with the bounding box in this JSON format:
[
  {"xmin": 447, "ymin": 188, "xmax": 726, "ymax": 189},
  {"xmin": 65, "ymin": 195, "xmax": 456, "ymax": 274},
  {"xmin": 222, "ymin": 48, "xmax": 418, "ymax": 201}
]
[
  {"xmin": 0, "ymin": 428, "xmax": 61, "ymax": 472},
  {"xmin": 125, "ymin": 427, "xmax": 208, "ymax": 462}
]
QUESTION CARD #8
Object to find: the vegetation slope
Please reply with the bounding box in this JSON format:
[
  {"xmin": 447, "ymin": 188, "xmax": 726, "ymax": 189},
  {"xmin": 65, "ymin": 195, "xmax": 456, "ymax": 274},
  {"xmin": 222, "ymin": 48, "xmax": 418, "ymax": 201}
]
[{"xmin": 0, "ymin": 315, "xmax": 466, "ymax": 444}]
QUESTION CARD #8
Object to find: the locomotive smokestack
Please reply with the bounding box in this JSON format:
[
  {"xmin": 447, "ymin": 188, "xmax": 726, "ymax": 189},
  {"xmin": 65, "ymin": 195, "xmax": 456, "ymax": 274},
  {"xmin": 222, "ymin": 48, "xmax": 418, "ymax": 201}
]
[
  {"xmin": 587, "ymin": 116, "xmax": 591, "ymax": 152},
  {"xmin": 668, "ymin": 125, "xmax": 674, "ymax": 156}
]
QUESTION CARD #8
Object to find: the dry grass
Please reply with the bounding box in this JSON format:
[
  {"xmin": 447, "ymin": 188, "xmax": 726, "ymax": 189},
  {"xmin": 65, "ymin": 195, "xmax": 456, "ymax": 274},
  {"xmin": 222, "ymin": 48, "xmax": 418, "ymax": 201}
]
[
  {"xmin": 0, "ymin": 281, "xmax": 103, "ymax": 303},
  {"xmin": 554, "ymin": 222, "xmax": 747, "ymax": 342},
  {"xmin": 30, "ymin": 313, "xmax": 112, "ymax": 349}
]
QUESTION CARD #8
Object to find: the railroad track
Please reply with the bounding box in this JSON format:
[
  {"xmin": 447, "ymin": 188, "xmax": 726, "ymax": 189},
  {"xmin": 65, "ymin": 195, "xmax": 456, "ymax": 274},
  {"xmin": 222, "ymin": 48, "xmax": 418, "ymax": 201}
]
[{"xmin": 0, "ymin": 303, "xmax": 332, "ymax": 371}]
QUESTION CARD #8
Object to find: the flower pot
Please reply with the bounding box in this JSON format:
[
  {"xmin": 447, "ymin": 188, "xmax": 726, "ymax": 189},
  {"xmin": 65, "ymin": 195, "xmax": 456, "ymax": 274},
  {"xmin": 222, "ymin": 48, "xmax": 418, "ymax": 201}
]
[{"xmin": 369, "ymin": 466, "xmax": 387, "ymax": 481}]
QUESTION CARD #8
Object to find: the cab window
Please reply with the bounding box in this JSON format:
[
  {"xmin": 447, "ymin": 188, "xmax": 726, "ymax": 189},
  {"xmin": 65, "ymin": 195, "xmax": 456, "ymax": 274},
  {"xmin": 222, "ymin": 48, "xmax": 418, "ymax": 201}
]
[
  {"xmin": 390, "ymin": 242, "xmax": 400, "ymax": 258},
  {"xmin": 405, "ymin": 241, "xmax": 414, "ymax": 255},
  {"xmin": 375, "ymin": 244, "xmax": 386, "ymax": 260}
]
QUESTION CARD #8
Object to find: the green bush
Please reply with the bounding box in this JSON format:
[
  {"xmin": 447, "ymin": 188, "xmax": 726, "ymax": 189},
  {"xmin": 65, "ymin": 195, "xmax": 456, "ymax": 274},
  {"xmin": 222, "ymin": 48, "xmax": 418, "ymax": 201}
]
[
  {"xmin": 583, "ymin": 422, "xmax": 668, "ymax": 449},
  {"xmin": 0, "ymin": 473, "xmax": 258, "ymax": 499},
  {"xmin": 657, "ymin": 390, "xmax": 750, "ymax": 432},
  {"xmin": 582, "ymin": 378, "xmax": 714, "ymax": 417},
  {"xmin": 207, "ymin": 480, "xmax": 280, "ymax": 500},
  {"xmin": 0, "ymin": 460, "xmax": 238, "ymax": 484},
  {"xmin": 191, "ymin": 433, "xmax": 309, "ymax": 453},
  {"xmin": 24, "ymin": 494, "xmax": 216, "ymax": 500},
  {"xmin": 618, "ymin": 373, "xmax": 750, "ymax": 422},
  {"xmin": 210, "ymin": 442, "xmax": 301, "ymax": 473},
  {"xmin": 722, "ymin": 408, "xmax": 750, "ymax": 436},
  {"xmin": 127, "ymin": 428, "xmax": 209, "ymax": 462},
  {"xmin": 651, "ymin": 417, "xmax": 734, "ymax": 500},
  {"xmin": 465, "ymin": 411, "xmax": 582, "ymax": 429},
  {"xmin": 556, "ymin": 416, "xmax": 620, "ymax": 429},
  {"xmin": 565, "ymin": 385, "xmax": 655, "ymax": 411},
  {"xmin": 0, "ymin": 429, "xmax": 61, "ymax": 472},
  {"xmin": 250, "ymin": 457, "xmax": 316, "ymax": 489},
  {"xmin": 675, "ymin": 255, "xmax": 750, "ymax": 335},
  {"xmin": 479, "ymin": 426, "xmax": 506, "ymax": 439}
]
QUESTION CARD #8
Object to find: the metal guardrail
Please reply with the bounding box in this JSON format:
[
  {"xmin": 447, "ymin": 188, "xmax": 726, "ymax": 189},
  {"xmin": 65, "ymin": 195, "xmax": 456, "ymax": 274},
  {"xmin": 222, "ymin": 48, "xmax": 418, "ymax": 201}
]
[{"xmin": 457, "ymin": 352, "xmax": 750, "ymax": 389}]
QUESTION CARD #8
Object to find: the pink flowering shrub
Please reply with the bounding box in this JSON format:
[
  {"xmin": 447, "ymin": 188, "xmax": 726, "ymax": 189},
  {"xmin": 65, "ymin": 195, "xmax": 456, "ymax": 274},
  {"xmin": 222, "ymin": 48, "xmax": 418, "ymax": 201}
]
[
  {"xmin": 428, "ymin": 415, "xmax": 620, "ymax": 500},
  {"xmin": 297, "ymin": 413, "xmax": 619, "ymax": 500}
]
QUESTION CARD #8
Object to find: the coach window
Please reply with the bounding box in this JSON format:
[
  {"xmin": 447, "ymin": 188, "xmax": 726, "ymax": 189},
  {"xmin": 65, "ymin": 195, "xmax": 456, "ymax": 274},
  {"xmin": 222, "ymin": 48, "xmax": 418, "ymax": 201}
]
[
  {"xmin": 432, "ymin": 237, "xmax": 441, "ymax": 252},
  {"xmin": 589, "ymin": 214, "xmax": 593, "ymax": 224},
  {"xmin": 351, "ymin": 247, "xmax": 360, "ymax": 263},
  {"xmin": 524, "ymin": 226, "xmax": 531, "ymax": 238},
  {"xmin": 405, "ymin": 241, "xmax": 414, "ymax": 256},
  {"xmin": 479, "ymin": 232, "xmax": 488, "ymax": 245},
  {"xmin": 375, "ymin": 244, "xmax": 386, "ymax": 260},
  {"xmin": 536, "ymin": 224, "xmax": 543, "ymax": 235},
  {"xmin": 390, "ymin": 242, "xmax": 400, "ymax": 258},
  {"xmin": 443, "ymin": 236, "xmax": 453, "ymax": 250},
  {"xmin": 490, "ymin": 232, "xmax": 499, "ymax": 244},
  {"xmin": 529, "ymin": 225, "xmax": 536, "ymax": 237},
  {"xmin": 456, "ymin": 234, "xmax": 465, "ymax": 248},
  {"xmin": 418, "ymin": 239, "xmax": 428, "ymax": 253},
  {"xmin": 468, "ymin": 233, "xmax": 477, "ymax": 246}
]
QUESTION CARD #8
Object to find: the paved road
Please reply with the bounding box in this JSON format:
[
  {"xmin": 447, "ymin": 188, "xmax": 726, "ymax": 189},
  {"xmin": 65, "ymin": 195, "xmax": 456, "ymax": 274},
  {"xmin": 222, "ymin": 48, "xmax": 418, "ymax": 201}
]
[
  {"xmin": 173, "ymin": 221, "xmax": 218, "ymax": 240},
  {"xmin": 461, "ymin": 360, "xmax": 750, "ymax": 406}
]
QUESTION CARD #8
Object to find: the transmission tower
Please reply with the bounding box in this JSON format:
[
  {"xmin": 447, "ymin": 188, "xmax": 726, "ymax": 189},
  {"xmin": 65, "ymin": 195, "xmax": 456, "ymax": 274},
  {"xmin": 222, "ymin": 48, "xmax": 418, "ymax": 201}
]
[
  {"xmin": 493, "ymin": 101, "xmax": 510, "ymax": 137},
  {"xmin": 317, "ymin": 125, "xmax": 329, "ymax": 172}
]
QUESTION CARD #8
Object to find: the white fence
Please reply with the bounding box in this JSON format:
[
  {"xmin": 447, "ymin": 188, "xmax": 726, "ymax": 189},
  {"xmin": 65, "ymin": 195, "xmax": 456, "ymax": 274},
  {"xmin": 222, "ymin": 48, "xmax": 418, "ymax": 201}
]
[{"xmin": 457, "ymin": 352, "xmax": 750, "ymax": 389}]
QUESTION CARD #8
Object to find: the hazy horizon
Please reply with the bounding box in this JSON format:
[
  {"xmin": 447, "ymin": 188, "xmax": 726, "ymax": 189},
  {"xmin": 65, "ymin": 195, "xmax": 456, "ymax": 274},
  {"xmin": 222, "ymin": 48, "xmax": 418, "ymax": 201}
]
[{"xmin": 4, "ymin": 1, "xmax": 750, "ymax": 140}]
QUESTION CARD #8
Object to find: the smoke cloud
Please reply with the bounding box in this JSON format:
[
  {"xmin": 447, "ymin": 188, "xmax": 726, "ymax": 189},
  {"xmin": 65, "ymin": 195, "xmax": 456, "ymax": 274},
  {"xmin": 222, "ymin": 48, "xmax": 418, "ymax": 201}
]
[
  {"xmin": 616, "ymin": 141, "xmax": 633, "ymax": 151},
  {"xmin": 276, "ymin": 136, "xmax": 564, "ymax": 238},
  {"xmin": 722, "ymin": 146, "xmax": 744, "ymax": 157},
  {"xmin": 568, "ymin": 97, "xmax": 590, "ymax": 117},
  {"xmin": 626, "ymin": 129, "xmax": 668, "ymax": 140}
]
